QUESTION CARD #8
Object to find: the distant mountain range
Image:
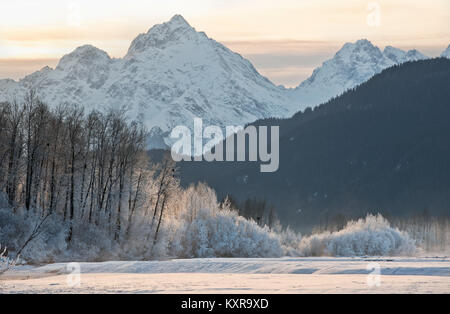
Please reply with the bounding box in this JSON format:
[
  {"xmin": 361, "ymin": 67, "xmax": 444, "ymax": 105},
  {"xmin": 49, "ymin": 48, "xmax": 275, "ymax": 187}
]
[
  {"xmin": 288, "ymin": 40, "xmax": 428, "ymax": 106},
  {"xmin": 179, "ymin": 58, "xmax": 450, "ymax": 231},
  {"xmin": 0, "ymin": 15, "xmax": 448, "ymax": 148}
]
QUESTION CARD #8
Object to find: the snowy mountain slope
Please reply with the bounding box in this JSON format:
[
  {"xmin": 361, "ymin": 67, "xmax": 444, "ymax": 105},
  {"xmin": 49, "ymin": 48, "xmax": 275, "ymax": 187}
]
[
  {"xmin": 289, "ymin": 40, "xmax": 428, "ymax": 107},
  {"xmin": 0, "ymin": 78, "xmax": 25, "ymax": 103},
  {"xmin": 384, "ymin": 46, "xmax": 427, "ymax": 64},
  {"xmin": 0, "ymin": 15, "xmax": 293, "ymax": 148},
  {"xmin": 441, "ymin": 45, "xmax": 450, "ymax": 58}
]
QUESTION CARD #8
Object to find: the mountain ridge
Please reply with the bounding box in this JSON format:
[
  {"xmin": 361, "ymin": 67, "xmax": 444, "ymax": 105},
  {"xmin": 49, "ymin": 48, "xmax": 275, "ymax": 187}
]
[
  {"xmin": 0, "ymin": 15, "xmax": 448, "ymax": 148},
  {"xmin": 288, "ymin": 39, "xmax": 429, "ymax": 106}
]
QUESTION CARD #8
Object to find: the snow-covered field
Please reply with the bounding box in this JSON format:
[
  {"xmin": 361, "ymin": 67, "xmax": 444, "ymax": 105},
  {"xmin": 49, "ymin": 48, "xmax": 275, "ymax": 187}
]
[{"xmin": 1, "ymin": 257, "xmax": 449, "ymax": 293}]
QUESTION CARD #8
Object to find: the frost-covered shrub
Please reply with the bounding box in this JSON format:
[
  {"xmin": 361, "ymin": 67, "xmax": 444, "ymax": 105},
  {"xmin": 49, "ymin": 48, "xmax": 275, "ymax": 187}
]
[
  {"xmin": 0, "ymin": 208, "xmax": 29, "ymax": 254},
  {"xmin": 278, "ymin": 227, "xmax": 303, "ymax": 256},
  {"xmin": 297, "ymin": 214, "xmax": 416, "ymax": 256},
  {"xmin": 63, "ymin": 222, "xmax": 119, "ymax": 262},
  {"xmin": 0, "ymin": 207, "xmax": 64, "ymax": 263},
  {"xmin": 150, "ymin": 185, "xmax": 284, "ymax": 258},
  {"xmin": 0, "ymin": 207, "xmax": 118, "ymax": 263},
  {"xmin": 1, "ymin": 244, "xmax": 18, "ymax": 275},
  {"xmin": 0, "ymin": 185, "xmax": 420, "ymax": 262},
  {"xmin": 180, "ymin": 206, "xmax": 283, "ymax": 258}
]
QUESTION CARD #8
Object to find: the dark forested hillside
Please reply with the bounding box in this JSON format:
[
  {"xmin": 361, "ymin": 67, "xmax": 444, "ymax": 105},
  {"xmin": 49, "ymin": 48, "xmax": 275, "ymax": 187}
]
[{"xmin": 179, "ymin": 58, "xmax": 450, "ymax": 231}]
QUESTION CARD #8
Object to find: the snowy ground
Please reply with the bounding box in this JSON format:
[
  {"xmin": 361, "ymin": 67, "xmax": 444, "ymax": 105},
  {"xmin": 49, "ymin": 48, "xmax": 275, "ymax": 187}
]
[{"xmin": 1, "ymin": 257, "xmax": 449, "ymax": 293}]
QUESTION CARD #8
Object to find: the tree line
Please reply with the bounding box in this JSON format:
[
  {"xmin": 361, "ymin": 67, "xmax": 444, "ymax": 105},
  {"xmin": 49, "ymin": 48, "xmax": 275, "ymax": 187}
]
[{"xmin": 0, "ymin": 91, "xmax": 178, "ymax": 249}]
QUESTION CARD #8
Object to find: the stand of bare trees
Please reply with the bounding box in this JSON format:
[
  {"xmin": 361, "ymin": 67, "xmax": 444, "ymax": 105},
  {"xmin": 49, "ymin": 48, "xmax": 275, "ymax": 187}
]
[
  {"xmin": 224, "ymin": 195, "xmax": 278, "ymax": 229},
  {"xmin": 391, "ymin": 213, "xmax": 450, "ymax": 253},
  {"xmin": 0, "ymin": 92, "xmax": 160, "ymax": 249}
]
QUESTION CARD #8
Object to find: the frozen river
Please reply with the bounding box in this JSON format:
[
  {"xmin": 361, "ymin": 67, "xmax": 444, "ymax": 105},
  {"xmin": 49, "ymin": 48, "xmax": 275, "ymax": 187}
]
[{"xmin": 1, "ymin": 257, "xmax": 449, "ymax": 293}]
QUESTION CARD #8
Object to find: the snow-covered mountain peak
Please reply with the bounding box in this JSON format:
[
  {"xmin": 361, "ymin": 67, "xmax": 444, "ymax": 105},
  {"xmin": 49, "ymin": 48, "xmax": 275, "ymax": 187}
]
[
  {"xmin": 290, "ymin": 39, "xmax": 430, "ymax": 108},
  {"xmin": 441, "ymin": 45, "xmax": 450, "ymax": 58},
  {"xmin": 335, "ymin": 39, "xmax": 383, "ymax": 63},
  {"xmin": 126, "ymin": 14, "xmax": 202, "ymax": 58},
  {"xmin": 339, "ymin": 39, "xmax": 378, "ymax": 52},
  {"xmin": 383, "ymin": 46, "xmax": 407, "ymax": 63},
  {"xmin": 167, "ymin": 14, "xmax": 192, "ymax": 28},
  {"xmin": 56, "ymin": 45, "xmax": 111, "ymax": 71},
  {"xmin": 296, "ymin": 39, "xmax": 389, "ymax": 95},
  {"xmin": 20, "ymin": 65, "xmax": 54, "ymax": 85},
  {"xmin": 384, "ymin": 46, "xmax": 427, "ymax": 64},
  {"xmin": 404, "ymin": 49, "xmax": 427, "ymax": 61}
]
